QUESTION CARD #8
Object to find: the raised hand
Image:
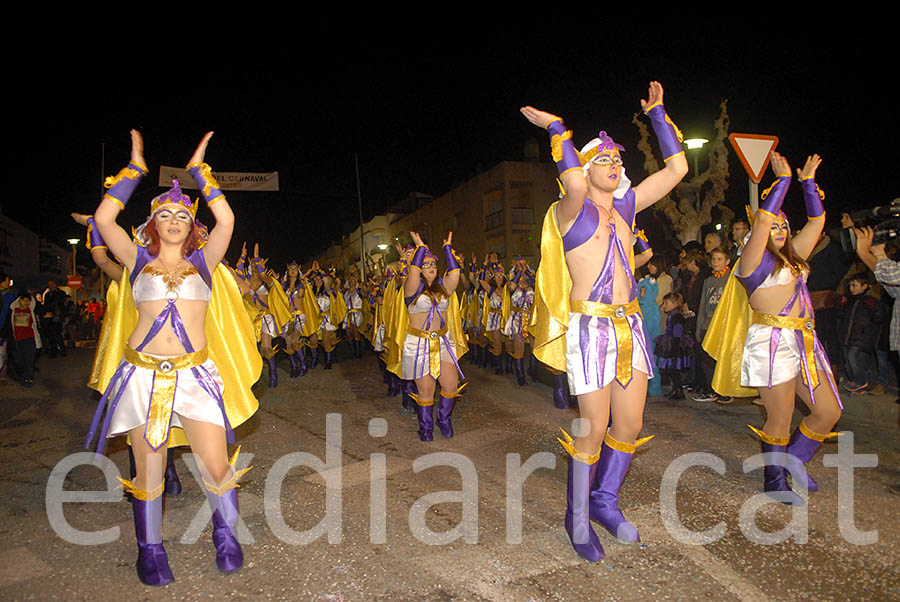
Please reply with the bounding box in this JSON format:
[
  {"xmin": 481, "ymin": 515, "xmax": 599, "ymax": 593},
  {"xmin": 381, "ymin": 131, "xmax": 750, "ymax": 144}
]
[
  {"xmin": 410, "ymin": 231, "xmax": 424, "ymax": 247},
  {"xmin": 797, "ymin": 154, "xmax": 822, "ymax": 180},
  {"xmin": 520, "ymin": 106, "xmax": 562, "ymax": 129},
  {"xmin": 769, "ymin": 151, "xmax": 791, "ymax": 177},
  {"xmin": 640, "ymin": 81, "xmax": 664, "ymax": 113},
  {"xmin": 253, "ymin": 243, "xmax": 260, "ymax": 258},
  {"xmin": 241, "ymin": 241, "xmax": 247, "ymax": 256},
  {"xmin": 130, "ymin": 129, "xmax": 146, "ymax": 167},
  {"xmin": 443, "ymin": 231, "xmax": 453, "ymax": 246},
  {"xmin": 187, "ymin": 131, "xmax": 214, "ymax": 167},
  {"xmin": 71, "ymin": 212, "xmax": 89, "ymax": 226}
]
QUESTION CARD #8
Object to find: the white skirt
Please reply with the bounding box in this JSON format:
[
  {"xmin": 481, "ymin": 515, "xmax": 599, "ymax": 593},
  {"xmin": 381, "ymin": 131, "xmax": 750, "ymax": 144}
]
[
  {"xmin": 565, "ymin": 312, "xmax": 651, "ymax": 396},
  {"xmin": 374, "ymin": 323, "xmax": 386, "ymax": 352},
  {"xmin": 741, "ymin": 323, "xmax": 806, "ymax": 388},
  {"xmin": 106, "ymin": 356, "xmax": 226, "ymax": 438},
  {"xmin": 261, "ymin": 313, "xmax": 278, "ymax": 337},
  {"xmin": 401, "ymin": 331, "xmax": 458, "ymax": 380}
]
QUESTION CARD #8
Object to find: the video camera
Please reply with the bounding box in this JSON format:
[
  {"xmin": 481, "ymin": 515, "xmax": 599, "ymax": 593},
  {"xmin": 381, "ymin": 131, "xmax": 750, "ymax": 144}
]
[{"xmin": 843, "ymin": 199, "xmax": 900, "ymax": 249}]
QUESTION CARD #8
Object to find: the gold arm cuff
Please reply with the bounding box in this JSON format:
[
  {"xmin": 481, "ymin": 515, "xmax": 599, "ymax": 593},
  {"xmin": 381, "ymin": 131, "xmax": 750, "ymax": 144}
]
[
  {"xmin": 559, "ymin": 166, "xmax": 582, "ymax": 178},
  {"xmin": 118, "ymin": 478, "xmax": 164, "ymax": 501},
  {"xmin": 756, "ymin": 208, "xmax": 779, "ymax": 220},
  {"xmin": 103, "ymin": 193, "xmax": 126, "ymax": 210},
  {"xmin": 662, "ymin": 150, "xmax": 686, "ymax": 163},
  {"xmin": 748, "ymin": 425, "xmax": 790, "ymax": 446}
]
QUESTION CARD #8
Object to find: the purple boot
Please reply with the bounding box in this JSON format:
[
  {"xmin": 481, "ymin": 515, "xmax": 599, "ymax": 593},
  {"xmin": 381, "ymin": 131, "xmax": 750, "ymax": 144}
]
[
  {"xmin": 205, "ymin": 486, "xmax": 244, "ymax": 573},
  {"xmin": 749, "ymin": 426, "xmax": 806, "ymax": 505},
  {"xmin": 296, "ymin": 349, "xmax": 308, "ymax": 377},
  {"xmin": 527, "ymin": 354, "xmax": 538, "ymax": 380},
  {"xmin": 387, "ymin": 373, "xmax": 401, "ymax": 397},
  {"xmin": 493, "ymin": 352, "xmax": 504, "ymax": 375},
  {"xmin": 324, "ymin": 350, "xmax": 333, "ymax": 370},
  {"xmin": 288, "ymin": 352, "xmax": 300, "ymax": 378},
  {"xmin": 786, "ymin": 421, "xmax": 838, "ymax": 493},
  {"xmin": 436, "ymin": 393, "xmax": 459, "ymax": 438},
  {"xmin": 513, "ymin": 357, "xmax": 527, "ymax": 387},
  {"xmin": 130, "ymin": 488, "xmax": 175, "ymax": 586},
  {"xmin": 267, "ymin": 357, "xmax": 278, "ymax": 388},
  {"xmin": 412, "ymin": 394, "xmax": 434, "ymax": 441},
  {"xmin": 401, "ymin": 380, "xmax": 417, "ymax": 411},
  {"xmin": 164, "ymin": 448, "xmax": 182, "ymax": 496},
  {"xmin": 564, "ymin": 453, "xmax": 604, "ymax": 561},
  {"xmin": 589, "ymin": 433, "xmax": 652, "ymax": 543},
  {"xmin": 552, "ymin": 373, "xmax": 569, "ymax": 409},
  {"xmin": 310, "ymin": 347, "xmax": 319, "ymax": 369}
]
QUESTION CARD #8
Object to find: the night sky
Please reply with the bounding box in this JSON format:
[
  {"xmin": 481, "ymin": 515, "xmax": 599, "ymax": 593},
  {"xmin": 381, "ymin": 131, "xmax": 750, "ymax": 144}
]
[{"xmin": 7, "ymin": 22, "xmax": 892, "ymax": 271}]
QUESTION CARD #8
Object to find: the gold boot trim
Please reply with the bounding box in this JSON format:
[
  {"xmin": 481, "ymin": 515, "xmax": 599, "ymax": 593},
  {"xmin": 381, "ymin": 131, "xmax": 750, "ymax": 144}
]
[
  {"xmin": 798, "ymin": 420, "xmax": 842, "ymax": 442},
  {"xmin": 748, "ymin": 425, "xmax": 789, "ymax": 446},
  {"xmin": 409, "ymin": 392, "xmax": 434, "ymax": 407},
  {"xmin": 118, "ymin": 478, "xmax": 164, "ymax": 501},
  {"xmin": 603, "ymin": 431, "xmax": 655, "ymax": 454},
  {"xmin": 202, "ymin": 446, "xmax": 253, "ymax": 495},
  {"xmin": 557, "ymin": 428, "xmax": 601, "ymax": 464}
]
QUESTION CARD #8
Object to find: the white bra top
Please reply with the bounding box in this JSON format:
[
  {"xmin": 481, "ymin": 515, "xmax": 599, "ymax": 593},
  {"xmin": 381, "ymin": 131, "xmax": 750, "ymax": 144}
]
[
  {"xmin": 408, "ymin": 294, "xmax": 449, "ymax": 315},
  {"xmin": 757, "ymin": 265, "xmax": 807, "ymax": 289},
  {"xmin": 132, "ymin": 264, "xmax": 211, "ymax": 304}
]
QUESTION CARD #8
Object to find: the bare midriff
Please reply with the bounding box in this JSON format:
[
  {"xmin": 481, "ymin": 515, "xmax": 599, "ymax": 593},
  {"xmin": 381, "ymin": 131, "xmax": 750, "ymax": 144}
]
[
  {"xmin": 129, "ymin": 298, "xmax": 209, "ymax": 355},
  {"xmin": 562, "ymin": 207, "xmax": 634, "ymax": 305}
]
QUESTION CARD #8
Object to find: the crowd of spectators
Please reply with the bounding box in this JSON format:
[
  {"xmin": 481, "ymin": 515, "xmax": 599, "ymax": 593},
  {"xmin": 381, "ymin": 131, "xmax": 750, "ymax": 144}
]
[{"xmin": 0, "ymin": 270, "xmax": 107, "ymax": 388}]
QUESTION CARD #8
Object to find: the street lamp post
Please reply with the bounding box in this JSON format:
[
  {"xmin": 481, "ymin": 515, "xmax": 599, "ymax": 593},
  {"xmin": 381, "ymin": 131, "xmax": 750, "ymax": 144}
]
[{"xmin": 683, "ymin": 138, "xmax": 708, "ymax": 212}]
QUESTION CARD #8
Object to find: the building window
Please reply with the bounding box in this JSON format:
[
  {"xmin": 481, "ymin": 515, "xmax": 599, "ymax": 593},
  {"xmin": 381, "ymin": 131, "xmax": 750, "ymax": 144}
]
[
  {"xmin": 511, "ymin": 207, "xmax": 533, "ymax": 225},
  {"xmin": 485, "ymin": 209, "xmax": 504, "ymax": 231}
]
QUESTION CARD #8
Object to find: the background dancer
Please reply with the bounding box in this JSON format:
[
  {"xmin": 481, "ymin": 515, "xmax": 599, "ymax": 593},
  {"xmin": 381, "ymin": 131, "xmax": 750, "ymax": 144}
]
[{"xmin": 395, "ymin": 231, "xmax": 467, "ymax": 441}]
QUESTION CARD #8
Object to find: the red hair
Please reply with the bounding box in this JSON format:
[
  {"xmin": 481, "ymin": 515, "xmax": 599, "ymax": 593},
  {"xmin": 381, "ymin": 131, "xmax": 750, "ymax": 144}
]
[{"xmin": 144, "ymin": 218, "xmax": 203, "ymax": 257}]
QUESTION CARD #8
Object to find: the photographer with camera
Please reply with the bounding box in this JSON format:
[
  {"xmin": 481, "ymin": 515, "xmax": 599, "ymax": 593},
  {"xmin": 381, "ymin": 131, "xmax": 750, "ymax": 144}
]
[{"xmin": 854, "ymin": 226, "xmax": 900, "ymax": 373}]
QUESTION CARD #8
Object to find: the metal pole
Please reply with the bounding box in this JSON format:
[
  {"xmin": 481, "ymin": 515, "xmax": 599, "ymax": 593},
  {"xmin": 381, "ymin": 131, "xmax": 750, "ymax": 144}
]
[
  {"xmin": 355, "ymin": 153, "xmax": 365, "ymax": 283},
  {"xmin": 749, "ymin": 179, "xmax": 759, "ymax": 213}
]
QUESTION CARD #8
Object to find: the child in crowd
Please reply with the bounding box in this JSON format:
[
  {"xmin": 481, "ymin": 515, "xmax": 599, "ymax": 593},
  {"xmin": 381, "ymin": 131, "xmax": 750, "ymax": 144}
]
[
  {"xmin": 655, "ymin": 291, "xmax": 696, "ymax": 399},
  {"xmin": 693, "ymin": 246, "xmax": 733, "ymax": 403},
  {"xmin": 9, "ymin": 291, "xmax": 41, "ymax": 387},
  {"xmin": 837, "ymin": 273, "xmax": 886, "ymax": 394}
]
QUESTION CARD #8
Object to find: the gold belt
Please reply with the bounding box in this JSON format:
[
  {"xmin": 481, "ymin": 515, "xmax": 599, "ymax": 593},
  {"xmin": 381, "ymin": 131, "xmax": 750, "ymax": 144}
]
[
  {"xmin": 512, "ymin": 307, "xmax": 525, "ymax": 313},
  {"xmin": 408, "ymin": 324, "xmax": 449, "ymax": 378},
  {"xmin": 752, "ymin": 311, "xmax": 819, "ymax": 389},
  {"xmin": 124, "ymin": 346, "xmax": 209, "ymax": 449},
  {"xmin": 570, "ymin": 298, "xmax": 641, "ymax": 386}
]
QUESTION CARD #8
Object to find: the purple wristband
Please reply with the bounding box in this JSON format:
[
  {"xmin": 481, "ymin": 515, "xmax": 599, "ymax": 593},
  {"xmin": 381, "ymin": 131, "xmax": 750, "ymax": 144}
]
[
  {"xmin": 188, "ymin": 163, "xmax": 225, "ymax": 205},
  {"xmin": 444, "ymin": 245, "xmax": 462, "ymax": 272},
  {"xmin": 801, "ymin": 178, "xmax": 825, "ymax": 219},
  {"xmin": 634, "ymin": 236, "xmax": 651, "ymax": 256},
  {"xmin": 547, "ymin": 119, "xmax": 582, "ymax": 176},
  {"xmin": 103, "ymin": 162, "xmax": 147, "ymax": 210},
  {"xmin": 759, "ymin": 175, "xmax": 791, "ymax": 217},
  {"xmin": 86, "ymin": 216, "xmax": 106, "ymax": 250},
  {"xmin": 645, "ymin": 104, "xmax": 684, "ymax": 162},
  {"xmin": 410, "ymin": 246, "xmax": 427, "ymax": 269}
]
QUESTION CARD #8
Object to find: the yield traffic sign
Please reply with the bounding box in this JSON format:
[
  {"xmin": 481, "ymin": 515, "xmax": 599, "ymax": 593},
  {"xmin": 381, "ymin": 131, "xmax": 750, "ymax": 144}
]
[{"xmin": 728, "ymin": 133, "xmax": 779, "ymax": 183}]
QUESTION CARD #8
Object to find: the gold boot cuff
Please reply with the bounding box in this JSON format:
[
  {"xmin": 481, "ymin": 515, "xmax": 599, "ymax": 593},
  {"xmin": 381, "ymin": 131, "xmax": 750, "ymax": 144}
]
[{"xmin": 748, "ymin": 425, "xmax": 789, "ymax": 446}]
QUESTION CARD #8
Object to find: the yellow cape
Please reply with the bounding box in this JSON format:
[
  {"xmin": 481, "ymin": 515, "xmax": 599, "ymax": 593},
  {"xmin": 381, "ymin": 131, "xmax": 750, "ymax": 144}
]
[
  {"xmin": 702, "ymin": 259, "xmax": 757, "ymax": 397},
  {"xmin": 529, "ymin": 201, "xmax": 635, "ymax": 372},
  {"xmin": 90, "ymin": 265, "xmax": 262, "ymax": 448},
  {"xmin": 266, "ymin": 278, "xmax": 293, "ymax": 333},
  {"xmin": 330, "ymin": 289, "xmax": 348, "ymax": 328}
]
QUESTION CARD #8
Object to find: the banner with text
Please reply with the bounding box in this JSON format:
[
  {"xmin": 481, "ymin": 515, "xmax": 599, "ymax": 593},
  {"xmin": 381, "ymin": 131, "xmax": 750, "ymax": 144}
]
[{"xmin": 159, "ymin": 166, "xmax": 279, "ymax": 192}]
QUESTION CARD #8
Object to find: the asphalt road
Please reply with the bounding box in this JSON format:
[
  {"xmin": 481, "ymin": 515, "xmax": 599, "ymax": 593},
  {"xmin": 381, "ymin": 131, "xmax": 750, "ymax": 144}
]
[{"xmin": 1, "ymin": 347, "xmax": 898, "ymax": 601}]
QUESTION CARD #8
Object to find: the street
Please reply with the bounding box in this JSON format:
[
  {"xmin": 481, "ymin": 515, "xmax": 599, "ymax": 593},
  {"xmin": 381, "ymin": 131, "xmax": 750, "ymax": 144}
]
[{"xmin": 1, "ymin": 347, "xmax": 898, "ymax": 601}]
